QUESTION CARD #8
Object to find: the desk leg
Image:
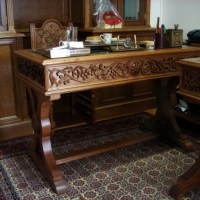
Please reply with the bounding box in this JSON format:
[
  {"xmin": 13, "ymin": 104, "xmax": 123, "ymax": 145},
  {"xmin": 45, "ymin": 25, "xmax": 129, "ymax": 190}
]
[
  {"xmin": 142, "ymin": 78, "xmax": 194, "ymax": 152},
  {"xmin": 169, "ymin": 155, "xmax": 200, "ymax": 200},
  {"xmin": 26, "ymin": 86, "xmax": 67, "ymax": 194}
]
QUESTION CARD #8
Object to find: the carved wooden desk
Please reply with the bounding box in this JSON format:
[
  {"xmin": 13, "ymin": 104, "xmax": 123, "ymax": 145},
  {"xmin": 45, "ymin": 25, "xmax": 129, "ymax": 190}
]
[
  {"xmin": 169, "ymin": 57, "xmax": 200, "ymax": 200},
  {"xmin": 15, "ymin": 46, "xmax": 200, "ymax": 194}
]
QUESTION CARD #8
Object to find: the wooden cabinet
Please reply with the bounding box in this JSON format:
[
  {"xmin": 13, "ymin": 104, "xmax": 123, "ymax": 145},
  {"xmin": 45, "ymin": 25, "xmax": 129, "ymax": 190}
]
[
  {"xmin": 75, "ymin": 0, "xmax": 155, "ymax": 41},
  {"xmin": 0, "ymin": 35, "xmax": 32, "ymax": 141},
  {"xmin": 78, "ymin": 26, "xmax": 156, "ymax": 42},
  {"xmin": 0, "ymin": 0, "xmax": 32, "ymax": 141},
  {"xmin": 94, "ymin": 0, "xmax": 150, "ymax": 26},
  {"xmin": 77, "ymin": 0, "xmax": 150, "ymax": 28},
  {"xmin": 11, "ymin": 0, "xmax": 155, "ymax": 42}
]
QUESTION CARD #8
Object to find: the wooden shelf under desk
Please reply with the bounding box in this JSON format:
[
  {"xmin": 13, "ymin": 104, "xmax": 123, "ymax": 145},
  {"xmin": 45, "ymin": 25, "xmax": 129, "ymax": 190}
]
[{"xmin": 174, "ymin": 109, "xmax": 200, "ymax": 126}]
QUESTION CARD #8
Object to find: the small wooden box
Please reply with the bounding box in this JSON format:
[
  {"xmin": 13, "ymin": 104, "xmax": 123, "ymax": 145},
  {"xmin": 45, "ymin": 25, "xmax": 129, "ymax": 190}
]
[{"xmin": 165, "ymin": 28, "xmax": 183, "ymax": 48}]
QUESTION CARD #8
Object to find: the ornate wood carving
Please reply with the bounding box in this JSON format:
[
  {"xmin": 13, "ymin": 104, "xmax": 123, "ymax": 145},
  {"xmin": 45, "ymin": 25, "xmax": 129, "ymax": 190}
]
[
  {"xmin": 36, "ymin": 24, "xmax": 66, "ymax": 48},
  {"xmin": 17, "ymin": 57, "xmax": 44, "ymax": 86},
  {"xmin": 181, "ymin": 68, "xmax": 200, "ymax": 94},
  {"xmin": 48, "ymin": 57, "xmax": 181, "ymax": 88},
  {"xmin": 18, "ymin": 56, "xmax": 198, "ymax": 88},
  {"xmin": 17, "ymin": 54, "xmax": 200, "ymax": 92}
]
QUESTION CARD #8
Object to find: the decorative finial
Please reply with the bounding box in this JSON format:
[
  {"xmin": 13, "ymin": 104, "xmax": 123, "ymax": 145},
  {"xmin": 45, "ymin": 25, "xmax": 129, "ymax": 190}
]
[{"xmin": 174, "ymin": 24, "xmax": 179, "ymax": 30}]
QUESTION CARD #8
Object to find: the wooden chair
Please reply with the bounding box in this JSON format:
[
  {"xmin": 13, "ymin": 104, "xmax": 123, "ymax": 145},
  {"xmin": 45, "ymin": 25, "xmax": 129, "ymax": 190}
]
[{"xmin": 29, "ymin": 19, "xmax": 76, "ymax": 133}]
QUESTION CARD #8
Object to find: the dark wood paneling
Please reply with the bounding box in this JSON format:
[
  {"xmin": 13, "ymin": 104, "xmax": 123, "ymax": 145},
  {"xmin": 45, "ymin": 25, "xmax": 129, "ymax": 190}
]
[
  {"xmin": 130, "ymin": 80, "xmax": 156, "ymax": 99},
  {"xmin": 96, "ymin": 84, "xmax": 131, "ymax": 105},
  {"xmin": 13, "ymin": 0, "xmax": 69, "ymax": 30},
  {"xmin": 0, "ymin": 37, "xmax": 32, "ymax": 141},
  {"xmin": 0, "ymin": 42, "xmax": 16, "ymax": 117},
  {"xmin": 69, "ymin": 0, "xmax": 83, "ymax": 27}
]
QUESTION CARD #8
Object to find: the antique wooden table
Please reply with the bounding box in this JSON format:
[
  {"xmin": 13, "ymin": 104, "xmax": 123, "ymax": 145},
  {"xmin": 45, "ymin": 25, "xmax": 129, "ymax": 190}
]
[
  {"xmin": 169, "ymin": 57, "xmax": 200, "ymax": 200},
  {"xmin": 15, "ymin": 46, "xmax": 200, "ymax": 195}
]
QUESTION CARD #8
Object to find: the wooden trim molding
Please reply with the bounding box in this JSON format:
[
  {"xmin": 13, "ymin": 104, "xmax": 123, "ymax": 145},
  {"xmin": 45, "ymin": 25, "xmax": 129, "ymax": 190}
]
[
  {"xmin": 6, "ymin": 0, "xmax": 15, "ymax": 32},
  {"xmin": 0, "ymin": 0, "xmax": 7, "ymax": 31},
  {"xmin": 0, "ymin": 0, "xmax": 15, "ymax": 32}
]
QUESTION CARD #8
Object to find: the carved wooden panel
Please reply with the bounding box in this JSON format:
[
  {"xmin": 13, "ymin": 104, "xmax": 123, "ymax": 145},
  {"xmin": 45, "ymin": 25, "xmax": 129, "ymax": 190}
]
[
  {"xmin": 181, "ymin": 67, "xmax": 200, "ymax": 96},
  {"xmin": 46, "ymin": 56, "xmax": 180, "ymax": 92},
  {"xmin": 17, "ymin": 53, "xmax": 200, "ymax": 94},
  {"xmin": 17, "ymin": 57, "xmax": 44, "ymax": 87}
]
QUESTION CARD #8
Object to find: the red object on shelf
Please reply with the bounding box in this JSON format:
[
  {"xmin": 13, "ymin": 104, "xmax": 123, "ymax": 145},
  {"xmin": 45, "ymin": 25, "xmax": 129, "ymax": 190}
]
[{"xmin": 103, "ymin": 11, "xmax": 122, "ymax": 25}]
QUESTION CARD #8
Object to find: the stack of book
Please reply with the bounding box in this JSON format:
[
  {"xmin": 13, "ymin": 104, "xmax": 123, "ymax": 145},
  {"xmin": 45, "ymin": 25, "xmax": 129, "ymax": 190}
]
[
  {"xmin": 37, "ymin": 41, "xmax": 91, "ymax": 58},
  {"xmin": 47, "ymin": 48, "xmax": 91, "ymax": 58}
]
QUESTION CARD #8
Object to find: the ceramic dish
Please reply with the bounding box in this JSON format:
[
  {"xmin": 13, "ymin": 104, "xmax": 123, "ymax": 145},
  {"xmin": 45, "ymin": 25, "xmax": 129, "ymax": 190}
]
[{"xmin": 85, "ymin": 40, "xmax": 102, "ymax": 44}]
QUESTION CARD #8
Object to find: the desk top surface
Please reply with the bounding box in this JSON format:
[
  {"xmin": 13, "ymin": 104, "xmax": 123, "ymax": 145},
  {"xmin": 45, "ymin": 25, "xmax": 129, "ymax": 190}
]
[
  {"xmin": 15, "ymin": 45, "xmax": 200, "ymax": 66},
  {"xmin": 178, "ymin": 57, "xmax": 200, "ymax": 68}
]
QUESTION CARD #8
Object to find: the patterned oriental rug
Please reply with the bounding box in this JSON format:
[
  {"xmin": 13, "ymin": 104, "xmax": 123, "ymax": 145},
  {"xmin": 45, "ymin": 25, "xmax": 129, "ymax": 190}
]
[{"xmin": 0, "ymin": 112, "xmax": 200, "ymax": 200}]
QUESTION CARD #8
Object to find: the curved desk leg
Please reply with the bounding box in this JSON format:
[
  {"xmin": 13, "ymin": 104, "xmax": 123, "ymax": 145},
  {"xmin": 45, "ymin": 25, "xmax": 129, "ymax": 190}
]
[
  {"xmin": 26, "ymin": 86, "xmax": 67, "ymax": 194},
  {"xmin": 142, "ymin": 77, "xmax": 194, "ymax": 152},
  {"xmin": 169, "ymin": 155, "xmax": 200, "ymax": 200}
]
